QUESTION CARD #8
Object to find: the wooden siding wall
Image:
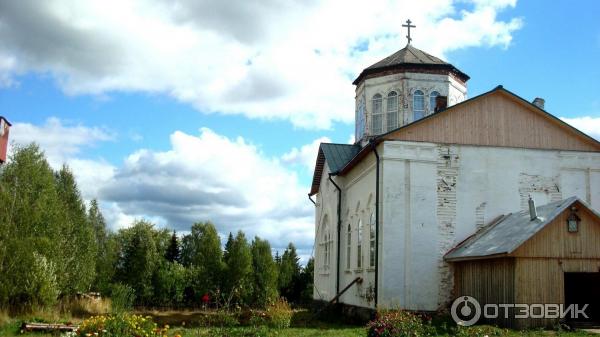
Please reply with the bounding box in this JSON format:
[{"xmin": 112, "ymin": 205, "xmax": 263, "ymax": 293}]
[
  {"xmin": 512, "ymin": 202, "xmax": 600, "ymax": 259},
  {"xmin": 384, "ymin": 91, "xmax": 600, "ymax": 152},
  {"xmin": 453, "ymin": 258, "xmax": 515, "ymax": 328}
]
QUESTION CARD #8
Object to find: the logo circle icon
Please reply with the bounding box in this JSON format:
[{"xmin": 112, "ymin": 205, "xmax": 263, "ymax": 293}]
[{"xmin": 451, "ymin": 296, "xmax": 481, "ymax": 327}]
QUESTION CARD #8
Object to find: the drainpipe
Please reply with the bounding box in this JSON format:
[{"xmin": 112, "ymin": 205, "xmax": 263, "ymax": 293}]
[
  {"xmin": 328, "ymin": 173, "xmax": 342, "ymax": 297},
  {"xmin": 370, "ymin": 141, "xmax": 380, "ymax": 308},
  {"xmin": 308, "ymin": 194, "xmax": 316, "ymax": 206}
]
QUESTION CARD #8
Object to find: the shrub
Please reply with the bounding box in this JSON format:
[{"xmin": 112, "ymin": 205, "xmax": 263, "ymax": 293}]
[
  {"xmin": 110, "ymin": 283, "xmax": 135, "ymax": 313},
  {"xmin": 367, "ymin": 310, "xmax": 433, "ymax": 337},
  {"xmin": 265, "ymin": 298, "xmax": 292, "ymax": 328},
  {"xmin": 60, "ymin": 296, "xmax": 111, "ymax": 317},
  {"xmin": 76, "ymin": 314, "xmax": 168, "ymax": 337}
]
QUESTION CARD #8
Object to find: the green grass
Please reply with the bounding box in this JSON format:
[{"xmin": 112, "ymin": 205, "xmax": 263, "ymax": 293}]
[{"xmin": 0, "ymin": 311, "xmax": 597, "ymax": 337}]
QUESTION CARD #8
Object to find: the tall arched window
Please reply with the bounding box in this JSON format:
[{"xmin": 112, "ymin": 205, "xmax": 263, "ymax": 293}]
[
  {"xmin": 357, "ymin": 219, "xmax": 363, "ymax": 269},
  {"xmin": 413, "ymin": 90, "xmax": 424, "ymax": 121},
  {"xmin": 346, "ymin": 224, "xmax": 352, "ymax": 269},
  {"xmin": 429, "ymin": 91, "xmax": 440, "ymax": 113},
  {"xmin": 387, "ymin": 91, "xmax": 398, "ymax": 131},
  {"xmin": 321, "ymin": 218, "xmax": 329, "ymax": 268},
  {"xmin": 369, "ymin": 212, "xmax": 376, "ymax": 268},
  {"xmin": 371, "ymin": 94, "xmax": 383, "ymax": 134}
]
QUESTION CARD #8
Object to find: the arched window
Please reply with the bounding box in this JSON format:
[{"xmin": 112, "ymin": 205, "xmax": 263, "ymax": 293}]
[
  {"xmin": 387, "ymin": 91, "xmax": 398, "ymax": 131},
  {"xmin": 369, "ymin": 212, "xmax": 376, "ymax": 268},
  {"xmin": 429, "ymin": 91, "xmax": 440, "ymax": 113},
  {"xmin": 346, "ymin": 224, "xmax": 352, "ymax": 269},
  {"xmin": 357, "ymin": 219, "xmax": 363, "ymax": 269},
  {"xmin": 371, "ymin": 94, "xmax": 383, "ymax": 134},
  {"xmin": 413, "ymin": 90, "xmax": 424, "ymax": 121},
  {"xmin": 321, "ymin": 218, "xmax": 329, "ymax": 268}
]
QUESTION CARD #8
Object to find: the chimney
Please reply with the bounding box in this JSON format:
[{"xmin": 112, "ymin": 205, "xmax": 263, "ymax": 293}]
[
  {"xmin": 0, "ymin": 116, "xmax": 11, "ymax": 164},
  {"xmin": 532, "ymin": 97, "xmax": 545, "ymax": 110},
  {"xmin": 435, "ymin": 96, "xmax": 448, "ymax": 112},
  {"xmin": 528, "ymin": 195, "xmax": 538, "ymax": 221}
]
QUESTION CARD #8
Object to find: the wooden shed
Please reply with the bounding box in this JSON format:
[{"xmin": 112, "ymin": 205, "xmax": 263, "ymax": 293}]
[{"xmin": 445, "ymin": 197, "xmax": 600, "ymax": 329}]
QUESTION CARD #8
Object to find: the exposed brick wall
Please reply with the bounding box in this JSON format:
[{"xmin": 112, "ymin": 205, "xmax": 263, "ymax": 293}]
[{"xmin": 436, "ymin": 145, "xmax": 460, "ymax": 309}]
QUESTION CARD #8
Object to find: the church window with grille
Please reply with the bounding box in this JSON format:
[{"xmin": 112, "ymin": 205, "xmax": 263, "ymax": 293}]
[
  {"xmin": 346, "ymin": 224, "xmax": 352, "ymax": 269},
  {"xmin": 369, "ymin": 212, "xmax": 376, "ymax": 268},
  {"xmin": 413, "ymin": 90, "xmax": 424, "ymax": 121},
  {"xmin": 372, "ymin": 94, "xmax": 383, "ymax": 134},
  {"xmin": 357, "ymin": 219, "xmax": 363, "ymax": 268},
  {"xmin": 387, "ymin": 91, "xmax": 398, "ymax": 131}
]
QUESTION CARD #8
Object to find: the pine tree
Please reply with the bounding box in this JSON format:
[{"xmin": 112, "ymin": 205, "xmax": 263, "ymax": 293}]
[
  {"xmin": 278, "ymin": 242, "xmax": 301, "ymax": 302},
  {"xmin": 165, "ymin": 231, "xmax": 180, "ymax": 263}
]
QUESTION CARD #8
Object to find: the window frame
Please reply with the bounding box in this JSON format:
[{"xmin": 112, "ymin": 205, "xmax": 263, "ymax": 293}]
[
  {"xmin": 369, "ymin": 212, "xmax": 376, "ymax": 268},
  {"xmin": 413, "ymin": 90, "xmax": 425, "ymax": 121},
  {"xmin": 371, "ymin": 94, "xmax": 383, "ymax": 135},
  {"xmin": 357, "ymin": 219, "xmax": 363, "ymax": 269},
  {"xmin": 386, "ymin": 91, "xmax": 398, "ymax": 131}
]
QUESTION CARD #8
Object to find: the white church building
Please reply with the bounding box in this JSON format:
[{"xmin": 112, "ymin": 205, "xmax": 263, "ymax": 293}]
[{"xmin": 310, "ymin": 35, "xmax": 600, "ymax": 315}]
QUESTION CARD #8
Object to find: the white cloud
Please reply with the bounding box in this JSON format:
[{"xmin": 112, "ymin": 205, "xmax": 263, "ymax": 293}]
[
  {"xmin": 9, "ymin": 117, "xmax": 114, "ymax": 165},
  {"xmin": 282, "ymin": 136, "xmax": 331, "ymax": 173},
  {"xmin": 7, "ymin": 118, "xmax": 318, "ymax": 258},
  {"xmin": 560, "ymin": 116, "xmax": 600, "ymax": 140},
  {"xmin": 97, "ymin": 128, "xmax": 315, "ymax": 255},
  {"xmin": 9, "ymin": 118, "xmax": 116, "ymax": 200},
  {"xmin": 0, "ymin": 0, "xmax": 523, "ymax": 129}
]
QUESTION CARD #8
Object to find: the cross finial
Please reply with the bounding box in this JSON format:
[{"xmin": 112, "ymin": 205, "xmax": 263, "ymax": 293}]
[{"xmin": 402, "ymin": 19, "xmax": 416, "ymax": 45}]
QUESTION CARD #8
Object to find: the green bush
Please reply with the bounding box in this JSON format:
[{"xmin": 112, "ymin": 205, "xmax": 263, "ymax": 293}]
[
  {"xmin": 265, "ymin": 298, "xmax": 292, "ymax": 328},
  {"xmin": 76, "ymin": 314, "xmax": 168, "ymax": 337},
  {"xmin": 367, "ymin": 310, "xmax": 433, "ymax": 337},
  {"xmin": 110, "ymin": 283, "xmax": 135, "ymax": 313}
]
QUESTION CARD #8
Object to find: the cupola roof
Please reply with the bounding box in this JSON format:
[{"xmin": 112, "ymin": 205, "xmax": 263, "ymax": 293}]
[{"xmin": 352, "ymin": 44, "xmax": 470, "ymax": 85}]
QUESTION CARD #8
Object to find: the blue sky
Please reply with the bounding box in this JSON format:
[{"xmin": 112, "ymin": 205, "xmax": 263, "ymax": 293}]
[{"xmin": 1, "ymin": 0, "xmax": 599, "ymax": 259}]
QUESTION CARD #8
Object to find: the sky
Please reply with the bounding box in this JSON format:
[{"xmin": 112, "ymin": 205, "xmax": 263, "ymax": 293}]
[{"xmin": 1, "ymin": 0, "xmax": 599, "ymax": 261}]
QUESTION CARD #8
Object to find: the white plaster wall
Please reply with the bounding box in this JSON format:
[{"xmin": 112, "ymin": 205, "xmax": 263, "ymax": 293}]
[
  {"xmin": 377, "ymin": 141, "xmax": 600, "ymax": 311},
  {"xmin": 313, "ymin": 162, "xmax": 338, "ymax": 302}
]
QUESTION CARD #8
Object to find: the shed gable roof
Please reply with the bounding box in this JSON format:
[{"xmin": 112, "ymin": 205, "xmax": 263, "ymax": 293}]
[{"xmin": 444, "ymin": 197, "xmax": 600, "ymax": 261}]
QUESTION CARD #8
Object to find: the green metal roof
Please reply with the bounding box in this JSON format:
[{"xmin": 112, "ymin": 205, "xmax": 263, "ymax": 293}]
[{"xmin": 309, "ymin": 143, "xmax": 360, "ymax": 196}]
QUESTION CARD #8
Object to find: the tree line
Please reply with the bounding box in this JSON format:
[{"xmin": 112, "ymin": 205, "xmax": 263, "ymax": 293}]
[{"xmin": 0, "ymin": 144, "xmax": 313, "ymax": 310}]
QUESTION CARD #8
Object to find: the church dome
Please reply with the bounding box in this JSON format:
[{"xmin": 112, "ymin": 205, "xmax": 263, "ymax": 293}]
[{"xmin": 352, "ymin": 44, "xmax": 470, "ymax": 86}]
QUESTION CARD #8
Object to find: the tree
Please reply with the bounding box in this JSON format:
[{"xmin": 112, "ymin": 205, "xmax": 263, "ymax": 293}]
[
  {"xmin": 0, "ymin": 144, "xmax": 65, "ymax": 307},
  {"xmin": 223, "ymin": 231, "xmax": 253, "ymax": 306},
  {"xmin": 299, "ymin": 257, "xmax": 314, "ymax": 303},
  {"xmin": 250, "ymin": 237, "xmax": 278, "ymax": 307},
  {"xmin": 165, "ymin": 231, "xmax": 180, "ymax": 263},
  {"xmin": 88, "ymin": 199, "xmax": 114, "ymax": 294},
  {"xmin": 115, "ymin": 220, "xmax": 162, "ymax": 305},
  {"xmin": 278, "ymin": 243, "xmax": 301, "ymax": 302},
  {"xmin": 55, "ymin": 165, "xmax": 97, "ymax": 294},
  {"xmin": 180, "ymin": 222, "xmax": 223, "ymax": 301}
]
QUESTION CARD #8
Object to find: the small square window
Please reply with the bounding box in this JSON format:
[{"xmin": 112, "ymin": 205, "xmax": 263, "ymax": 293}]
[{"xmin": 567, "ymin": 208, "xmax": 580, "ymax": 233}]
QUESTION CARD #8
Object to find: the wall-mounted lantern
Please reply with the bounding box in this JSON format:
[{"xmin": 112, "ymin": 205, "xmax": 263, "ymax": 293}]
[{"xmin": 567, "ymin": 206, "xmax": 580, "ymax": 233}]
